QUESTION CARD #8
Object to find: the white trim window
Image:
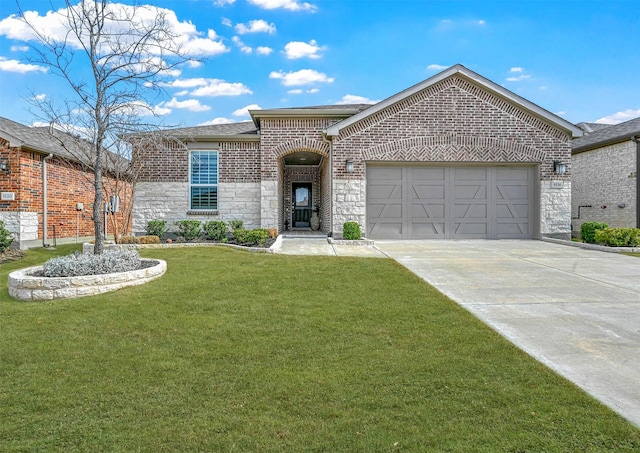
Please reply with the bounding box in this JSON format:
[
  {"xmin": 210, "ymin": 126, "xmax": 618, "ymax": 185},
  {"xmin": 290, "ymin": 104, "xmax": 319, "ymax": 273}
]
[{"xmin": 190, "ymin": 151, "xmax": 218, "ymax": 210}]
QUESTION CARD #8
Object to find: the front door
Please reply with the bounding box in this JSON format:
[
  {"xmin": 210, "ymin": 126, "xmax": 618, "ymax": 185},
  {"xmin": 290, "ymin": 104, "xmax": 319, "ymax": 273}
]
[{"xmin": 292, "ymin": 183, "xmax": 312, "ymax": 228}]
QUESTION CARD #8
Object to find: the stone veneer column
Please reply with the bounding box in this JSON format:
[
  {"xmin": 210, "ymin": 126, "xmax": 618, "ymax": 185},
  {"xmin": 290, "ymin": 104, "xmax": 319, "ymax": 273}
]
[
  {"xmin": 260, "ymin": 180, "xmax": 279, "ymax": 229},
  {"xmin": 332, "ymin": 178, "xmax": 366, "ymax": 236},
  {"xmin": 540, "ymin": 180, "xmax": 571, "ymax": 240},
  {"xmin": 0, "ymin": 212, "xmax": 38, "ymax": 249}
]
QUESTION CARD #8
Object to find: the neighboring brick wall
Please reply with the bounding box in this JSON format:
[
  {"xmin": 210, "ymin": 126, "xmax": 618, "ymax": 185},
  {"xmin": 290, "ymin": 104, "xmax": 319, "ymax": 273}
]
[
  {"xmin": 571, "ymin": 140, "xmax": 637, "ymax": 232},
  {"xmin": 0, "ymin": 141, "xmax": 131, "ymax": 246}
]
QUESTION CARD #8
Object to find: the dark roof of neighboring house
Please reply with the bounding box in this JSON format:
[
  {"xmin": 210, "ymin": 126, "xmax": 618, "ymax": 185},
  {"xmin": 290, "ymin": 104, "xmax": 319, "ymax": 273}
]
[
  {"xmin": 575, "ymin": 122, "xmax": 613, "ymax": 133},
  {"xmin": 0, "ymin": 116, "xmax": 128, "ymax": 170},
  {"xmin": 572, "ymin": 116, "xmax": 640, "ymax": 153}
]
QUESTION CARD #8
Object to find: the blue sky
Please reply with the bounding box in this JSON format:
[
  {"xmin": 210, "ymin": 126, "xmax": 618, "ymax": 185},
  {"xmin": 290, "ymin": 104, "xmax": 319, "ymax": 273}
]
[{"xmin": 0, "ymin": 0, "xmax": 638, "ymax": 129}]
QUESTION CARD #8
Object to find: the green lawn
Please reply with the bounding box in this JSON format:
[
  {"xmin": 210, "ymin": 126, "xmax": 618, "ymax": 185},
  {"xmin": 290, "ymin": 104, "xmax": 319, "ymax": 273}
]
[{"xmin": 1, "ymin": 245, "xmax": 639, "ymax": 452}]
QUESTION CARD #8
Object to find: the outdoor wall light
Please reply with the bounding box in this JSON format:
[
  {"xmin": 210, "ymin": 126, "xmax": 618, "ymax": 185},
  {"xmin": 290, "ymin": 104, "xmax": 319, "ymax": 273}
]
[
  {"xmin": 345, "ymin": 159, "xmax": 354, "ymax": 173},
  {"xmin": 0, "ymin": 158, "xmax": 9, "ymax": 174},
  {"xmin": 553, "ymin": 160, "xmax": 567, "ymax": 175}
]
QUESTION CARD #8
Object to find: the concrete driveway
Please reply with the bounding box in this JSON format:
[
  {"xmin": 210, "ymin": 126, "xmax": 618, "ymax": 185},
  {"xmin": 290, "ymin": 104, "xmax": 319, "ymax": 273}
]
[{"xmin": 374, "ymin": 240, "xmax": 640, "ymax": 428}]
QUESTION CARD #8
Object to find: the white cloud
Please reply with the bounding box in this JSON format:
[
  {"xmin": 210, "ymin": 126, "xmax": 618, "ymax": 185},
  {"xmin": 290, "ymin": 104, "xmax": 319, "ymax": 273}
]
[
  {"xmin": 232, "ymin": 36, "xmax": 253, "ymax": 54},
  {"xmin": 336, "ymin": 94, "xmax": 379, "ymax": 105},
  {"xmin": 596, "ymin": 109, "xmax": 640, "ymax": 125},
  {"xmin": 233, "ymin": 104, "xmax": 262, "ymax": 117},
  {"xmin": 221, "ymin": 17, "xmax": 233, "ymax": 27},
  {"xmin": 0, "ymin": 2, "xmax": 229, "ymax": 57},
  {"xmin": 256, "ymin": 46, "xmax": 273, "ymax": 55},
  {"xmin": 506, "ymin": 67, "xmax": 531, "ymax": 82},
  {"xmin": 153, "ymin": 105, "xmax": 172, "ymax": 116},
  {"xmin": 506, "ymin": 74, "xmax": 531, "ymax": 82},
  {"xmin": 287, "ymin": 88, "xmax": 319, "ymax": 94},
  {"xmin": 247, "ymin": 0, "xmax": 317, "ymax": 12},
  {"xmin": 214, "ymin": 0, "xmax": 236, "ymax": 6},
  {"xmin": 198, "ymin": 117, "xmax": 236, "ymax": 126},
  {"xmin": 283, "ymin": 40, "xmax": 324, "ymax": 59},
  {"xmin": 478, "ymin": 20, "xmax": 486, "ymax": 25},
  {"xmin": 33, "ymin": 93, "xmax": 47, "ymax": 101},
  {"xmin": 163, "ymin": 97, "xmax": 211, "ymax": 112},
  {"xmin": 235, "ymin": 20, "xmax": 276, "ymax": 35},
  {"xmin": 0, "ymin": 56, "xmax": 48, "ymax": 73},
  {"xmin": 160, "ymin": 78, "xmax": 252, "ymax": 97},
  {"xmin": 10, "ymin": 45, "xmax": 29, "ymax": 52},
  {"xmin": 427, "ymin": 64, "xmax": 448, "ymax": 71},
  {"xmin": 269, "ymin": 69, "xmax": 334, "ymax": 86}
]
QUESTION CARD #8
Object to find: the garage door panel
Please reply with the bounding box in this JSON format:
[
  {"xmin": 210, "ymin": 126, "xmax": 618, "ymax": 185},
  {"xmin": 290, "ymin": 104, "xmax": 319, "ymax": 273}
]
[{"xmin": 367, "ymin": 165, "xmax": 535, "ymax": 239}]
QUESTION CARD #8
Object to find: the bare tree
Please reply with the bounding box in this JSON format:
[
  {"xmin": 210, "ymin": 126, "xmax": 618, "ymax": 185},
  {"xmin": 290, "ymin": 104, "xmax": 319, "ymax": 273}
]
[{"xmin": 19, "ymin": 0, "xmax": 192, "ymax": 254}]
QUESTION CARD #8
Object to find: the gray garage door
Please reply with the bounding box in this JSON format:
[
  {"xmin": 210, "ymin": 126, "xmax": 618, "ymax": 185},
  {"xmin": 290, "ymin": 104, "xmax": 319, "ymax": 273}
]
[{"xmin": 366, "ymin": 165, "xmax": 536, "ymax": 239}]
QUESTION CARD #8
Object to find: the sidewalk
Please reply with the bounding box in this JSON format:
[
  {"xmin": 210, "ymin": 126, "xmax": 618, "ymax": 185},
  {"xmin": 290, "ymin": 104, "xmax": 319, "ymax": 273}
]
[{"xmin": 273, "ymin": 235, "xmax": 386, "ymax": 258}]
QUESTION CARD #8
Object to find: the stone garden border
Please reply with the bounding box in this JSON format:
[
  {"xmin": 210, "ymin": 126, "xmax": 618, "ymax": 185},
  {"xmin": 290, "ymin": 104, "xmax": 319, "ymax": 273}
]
[{"xmin": 8, "ymin": 259, "xmax": 166, "ymax": 302}]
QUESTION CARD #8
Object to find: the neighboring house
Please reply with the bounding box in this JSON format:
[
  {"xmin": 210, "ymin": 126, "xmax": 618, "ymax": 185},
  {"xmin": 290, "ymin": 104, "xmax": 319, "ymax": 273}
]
[
  {"xmin": 0, "ymin": 117, "xmax": 130, "ymax": 249},
  {"xmin": 133, "ymin": 65, "xmax": 582, "ymax": 240},
  {"xmin": 571, "ymin": 116, "xmax": 640, "ymax": 234}
]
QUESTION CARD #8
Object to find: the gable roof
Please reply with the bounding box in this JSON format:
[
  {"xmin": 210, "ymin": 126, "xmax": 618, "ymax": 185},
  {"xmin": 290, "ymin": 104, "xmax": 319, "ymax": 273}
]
[
  {"xmin": 0, "ymin": 116, "xmax": 128, "ymax": 171},
  {"xmin": 572, "ymin": 116, "xmax": 640, "ymax": 153},
  {"xmin": 250, "ymin": 104, "xmax": 372, "ymax": 129},
  {"xmin": 153, "ymin": 121, "xmax": 259, "ymax": 141},
  {"xmin": 324, "ymin": 64, "xmax": 583, "ymax": 139}
]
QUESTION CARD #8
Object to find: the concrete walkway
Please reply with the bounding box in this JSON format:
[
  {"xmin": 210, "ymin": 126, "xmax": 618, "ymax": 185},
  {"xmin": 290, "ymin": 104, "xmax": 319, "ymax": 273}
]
[{"xmin": 275, "ymin": 237, "xmax": 640, "ymax": 427}]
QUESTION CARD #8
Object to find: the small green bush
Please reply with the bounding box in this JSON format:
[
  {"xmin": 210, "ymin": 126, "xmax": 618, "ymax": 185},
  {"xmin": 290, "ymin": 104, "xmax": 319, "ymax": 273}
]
[
  {"xmin": 203, "ymin": 220, "xmax": 228, "ymax": 241},
  {"xmin": 343, "ymin": 221, "xmax": 362, "ymax": 240},
  {"xmin": 146, "ymin": 220, "xmax": 167, "ymax": 238},
  {"xmin": 232, "ymin": 228, "xmax": 268, "ymax": 246},
  {"xmin": 175, "ymin": 220, "xmax": 202, "ymax": 241},
  {"xmin": 229, "ymin": 220, "xmax": 244, "ymax": 232},
  {"xmin": 595, "ymin": 227, "xmax": 640, "ymax": 247},
  {"xmin": 0, "ymin": 220, "xmax": 14, "ymax": 252},
  {"xmin": 581, "ymin": 222, "xmax": 608, "ymax": 244},
  {"xmin": 42, "ymin": 249, "xmax": 142, "ymax": 277}
]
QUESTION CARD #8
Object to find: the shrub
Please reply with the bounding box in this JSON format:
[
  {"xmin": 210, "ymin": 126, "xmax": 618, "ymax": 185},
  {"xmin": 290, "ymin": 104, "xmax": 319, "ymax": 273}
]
[
  {"xmin": 175, "ymin": 220, "xmax": 202, "ymax": 241},
  {"xmin": 146, "ymin": 220, "xmax": 168, "ymax": 238},
  {"xmin": 136, "ymin": 235, "xmax": 161, "ymax": 244},
  {"xmin": 267, "ymin": 228, "xmax": 278, "ymax": 239},
  {"xmin": 229, "ymin": 220, "xmax": 244, "ymax": 232},
  {"xmin": 203, "ymin": 220, "xmax": 228, "ymax": 241},
  {"xmin": 119, "ymin": 235, "xmax": 137, "ymax": 244},
  {"xmin": 42, "ymin": 249, "xmax": 142, "ymax": 277},
  {"xmin": 0, "ymin": 220, "xmax": 14, "ymax": 253},
  {"xmin": 581, "ymin": 222, "xmax": 608, "ymax": 244},
  {"xmin": 595, "ymin": 228, "xmax": 640, "ymax": 247},
  {"xmin": 233, "ymin": 228, "xmax": 268, "ymax": 246},
  {"xmin": 343, "ymin": 221, "xmax": 362, "ymax": 240}
]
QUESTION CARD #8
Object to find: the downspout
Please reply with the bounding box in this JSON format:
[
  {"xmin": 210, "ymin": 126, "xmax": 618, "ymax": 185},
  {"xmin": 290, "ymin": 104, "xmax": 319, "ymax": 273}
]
[
  {"xmin": 321, "ymin": 132, "xmax": 333, "ymax": 235},
  {"xmin": 42, "ymin": 153, "xmax": 53, "ymax": 247},
  {"xmin": 633, "ymin": 136, "xmax": 640, "ymax": 228}
]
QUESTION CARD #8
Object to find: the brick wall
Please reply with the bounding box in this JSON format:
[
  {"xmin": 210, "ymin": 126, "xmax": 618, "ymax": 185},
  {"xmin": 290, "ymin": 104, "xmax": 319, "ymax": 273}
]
[
  {"xmin": 137, "ymin": 140, "xmax": 261, "ymax": 183},
  {"xmin": 0, "ymin": 140, "xmax": 131, "ymax": 246},
  {"xmin": 571, "ymin": 140, "xmax": 637, "ymax": 232}
]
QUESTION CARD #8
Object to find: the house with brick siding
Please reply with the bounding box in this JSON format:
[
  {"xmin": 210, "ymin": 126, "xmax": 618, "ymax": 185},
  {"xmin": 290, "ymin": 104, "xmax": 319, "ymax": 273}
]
[
  {"xmin": 571, "ymin": 116, "xmax": 640, "ymax": 235},
  {"xmin": 0, "ymin": 117, "xmax": 131, "ymax": 249},
  {"xmin": 134, "ymin": 65, "xmax": 582, "ymax": 240}
]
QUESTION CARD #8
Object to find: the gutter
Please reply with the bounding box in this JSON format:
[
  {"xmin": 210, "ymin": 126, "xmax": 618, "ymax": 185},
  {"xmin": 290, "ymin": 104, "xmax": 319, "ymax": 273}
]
[
  {"xmin": 42, "ymin": 153, "xmax": 53, "ymax": 247},
  {"xmin": 633, "ymin": 136, "xmax": 640, "ymax": 228}
]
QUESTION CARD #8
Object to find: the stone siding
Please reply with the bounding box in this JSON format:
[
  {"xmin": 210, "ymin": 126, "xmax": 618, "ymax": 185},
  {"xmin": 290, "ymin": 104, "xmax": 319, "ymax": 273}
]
[
  {"xmin": 572, "ymin": 141, "xmax": 636, "ymax": 232},
  {"xmin": 333, "ymin": 178, "xmax": 366, "ymax": 236},
  {"xmin": 133, "ymin": 181, "xmax": 261, "ymax": 233},
  {"xmin": 0, "ymin": 211, "xmax": 38, "ymax": 244},
  {"xmin": 540, "ymin": 181, "xmax": 571, "ymax": 239}
]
